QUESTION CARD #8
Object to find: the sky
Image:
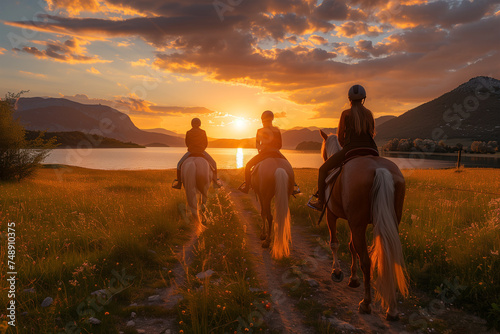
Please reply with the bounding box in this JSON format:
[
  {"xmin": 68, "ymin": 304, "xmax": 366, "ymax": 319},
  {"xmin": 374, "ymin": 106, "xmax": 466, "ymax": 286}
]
[{"xmin": 0, "ymin": 0, "xmax": 499, "ymax": 139}]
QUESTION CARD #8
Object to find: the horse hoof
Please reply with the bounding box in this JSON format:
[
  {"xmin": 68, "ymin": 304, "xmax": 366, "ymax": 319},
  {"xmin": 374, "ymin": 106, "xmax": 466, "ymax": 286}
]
[
  {"xmin": 358, "ymin": 302, "xmax": 371, "ymax": 314},
  {"xmin": 262, "ymin": 241, "xmax": 270, "ymax": 248},
  {"xmin": 348, "ymin": 279, "xmax": 360, "ymax": 288},
  {"xmin": 331, "ymin": 271, "xmax": 344, "ymax": 282},
  {"xmin": 386, "ymin": 313, "xmax": 400, "ymax": 321},
  {"xmin": 260, "ymin": 234, "xmax": 266, "ymax": 241}
]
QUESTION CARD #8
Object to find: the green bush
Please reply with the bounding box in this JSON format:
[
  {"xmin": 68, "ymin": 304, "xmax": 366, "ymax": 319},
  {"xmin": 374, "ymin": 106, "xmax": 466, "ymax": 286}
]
[{"xmin": 0, "ymin": 92, "xmax": 56, "ymax": 181}]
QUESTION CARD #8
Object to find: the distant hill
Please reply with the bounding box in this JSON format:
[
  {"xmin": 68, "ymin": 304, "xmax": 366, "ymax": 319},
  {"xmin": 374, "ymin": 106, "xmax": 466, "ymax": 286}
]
[
  {"xmin": 25, "ymin": 130, "xmax": 144, "ymax": 148},
  {"xmin": 142, "ymin": 128, "xmax": 183, "ymax": 138},
  {"xmin": 296, "ymin": 141, "xmax": 322, "ymax": 150},
  {"xmin": 209, "ymin": 138, "xmax": 255, "ymax": 148},
  {"xmin": 375, "ymin": 76, "xmax": 500, "ymax": 143},
  {"xmin": 15, "ymin": 98, "xmax": 185, "ymax": 147},
  {"xmin": 281, "ymin": 115, "xmax": 394, "ymax": 149}
]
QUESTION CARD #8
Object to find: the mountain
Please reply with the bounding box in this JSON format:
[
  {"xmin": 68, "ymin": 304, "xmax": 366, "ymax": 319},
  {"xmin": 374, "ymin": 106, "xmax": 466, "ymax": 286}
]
[
  {"xmin": 209, "ymin": 138, "xmax": 255, "ymax": 148},
  {"xmin": 375, "ymin": 76, "xmax": 500, "ymax": 143},
  {"xmin": 14, "ymin": 97, "xmax": 185, "ymax": 147},
  {"xmin": 281, "ymin": 115, "xmax": 394, "ymax": 149},
  {"xmin": 25, "ymin": 130, "xmax": 145, "ymax": 148},
  {"xmin": 142, "ymin": 128, "xmax": 183, "ymax": 137}
]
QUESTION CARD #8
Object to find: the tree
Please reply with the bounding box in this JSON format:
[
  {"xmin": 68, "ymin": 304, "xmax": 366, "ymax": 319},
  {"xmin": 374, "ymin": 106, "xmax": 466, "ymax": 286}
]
[{"xmin": 0, "ymin": 92, "xmax": 57, "ymax": 181}]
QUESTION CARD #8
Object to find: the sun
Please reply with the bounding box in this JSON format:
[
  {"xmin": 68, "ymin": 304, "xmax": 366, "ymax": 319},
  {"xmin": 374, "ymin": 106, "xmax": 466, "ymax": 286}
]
[{"xmin": 233, "ymin": 118, "xmax": 247, "ymax": 130}]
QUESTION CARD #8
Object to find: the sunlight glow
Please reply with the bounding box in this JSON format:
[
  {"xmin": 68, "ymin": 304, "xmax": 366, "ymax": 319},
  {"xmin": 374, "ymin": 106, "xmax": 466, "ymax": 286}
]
[
  {"xmin": 233, "ymin": 118, "xmax": 247, "ymax": 130},
  {"xmin": 236, "ymin": 148, "xmax": 244, "ymax": 169}
]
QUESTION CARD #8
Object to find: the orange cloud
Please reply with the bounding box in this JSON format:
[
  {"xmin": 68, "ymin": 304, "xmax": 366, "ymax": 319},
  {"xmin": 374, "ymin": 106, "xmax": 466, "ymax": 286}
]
[
  {"xmin": 0, "ymin": 47, "xmax": 6, "ymax": 54},
  {"xmin": 86, "ymin": 66, "xmax": 101, "ymax": 74},
  {"xmin": 19, "ymin": 70, "xmax": 47, "ymax": 78},
  {"xmin": 12, "ymin": 38, "xmax": 111, "ymax": 64}
]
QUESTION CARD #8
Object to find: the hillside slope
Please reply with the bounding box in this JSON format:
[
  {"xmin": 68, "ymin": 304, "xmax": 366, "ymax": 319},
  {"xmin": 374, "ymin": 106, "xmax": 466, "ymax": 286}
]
[
  {"xmin": 375, "ymin": 76, "xmax": 500, "ymax": 142},
  {"xmin": 15, "ymin": 98, "xmax": 184, "ymax": 147}
]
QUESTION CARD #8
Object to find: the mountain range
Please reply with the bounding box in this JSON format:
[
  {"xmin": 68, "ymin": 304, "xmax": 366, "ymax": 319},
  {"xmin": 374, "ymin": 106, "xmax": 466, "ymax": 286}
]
[
  {"xmin": 13, "ymin": 76, "xmax": 500, "ymax": 149},
  {"xmin": 15, "ymin": 98, "xmax": 184, "ymax": 147}
]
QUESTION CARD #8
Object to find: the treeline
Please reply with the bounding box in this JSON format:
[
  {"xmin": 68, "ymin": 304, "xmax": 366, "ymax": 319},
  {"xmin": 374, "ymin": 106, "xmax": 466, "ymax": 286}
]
[
  {"xmin": 383, "ymin": 138, "xmax": 498, "ymax": 154},
  {"xmin": 25, "ymin": 131, "xmax": 144, "ymax": 149}
]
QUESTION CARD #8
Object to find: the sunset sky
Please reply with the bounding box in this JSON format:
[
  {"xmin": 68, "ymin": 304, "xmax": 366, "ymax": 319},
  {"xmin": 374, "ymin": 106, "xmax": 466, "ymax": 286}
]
[{"xmin": 1, "ymin": 0, "xmax": 499, "ymax": 138}]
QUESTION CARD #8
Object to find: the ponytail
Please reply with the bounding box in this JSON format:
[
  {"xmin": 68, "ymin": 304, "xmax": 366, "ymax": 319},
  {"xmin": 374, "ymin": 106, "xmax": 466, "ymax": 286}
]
[{"xmin": 350, "ymin": 101, "xmax": 375, "ymax": 137}]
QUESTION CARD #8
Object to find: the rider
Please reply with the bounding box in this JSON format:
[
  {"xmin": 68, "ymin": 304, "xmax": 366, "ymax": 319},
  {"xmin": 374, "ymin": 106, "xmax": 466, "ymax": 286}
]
[
  {"xmin": 308, "ymin": 84, "xmax": 378, "ymax": 211},
  {"xmin": 172, "ymin": 118, "xmax": 221, "ymax": 189},
  {"xmin": 238, "ymin": 110, "xmax": 287, "ymax": 193}
]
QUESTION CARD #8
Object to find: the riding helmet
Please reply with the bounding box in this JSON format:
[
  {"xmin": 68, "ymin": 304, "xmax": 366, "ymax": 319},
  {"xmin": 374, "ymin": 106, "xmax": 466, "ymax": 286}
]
[
  {"xmin": 261, "ymin": 110, "xmax": 274, "ymax": 121},
  {"xmin": 348, "ymin": 85, "xmax": 366, "ymax": 101},
  {"xmin": 191, "ymin": 117, "xmax": 201, "ymax": 127}
]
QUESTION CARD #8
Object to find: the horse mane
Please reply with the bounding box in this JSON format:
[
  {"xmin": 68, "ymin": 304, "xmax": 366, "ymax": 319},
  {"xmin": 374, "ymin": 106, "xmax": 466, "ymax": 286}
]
[{"xmin": 324, "ymin": 134, "xmax": 341, "ymax": 159}]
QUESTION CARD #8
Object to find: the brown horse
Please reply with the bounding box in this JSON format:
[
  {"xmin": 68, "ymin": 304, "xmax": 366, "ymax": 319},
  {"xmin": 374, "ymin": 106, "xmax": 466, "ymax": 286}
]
[
  {"xmin": 320, "ymin": 130, "xmax": 408, "ymax": 320},
  {"xmin": 251, "ymin": 158, "xmax": 294, "ymax": 259}
]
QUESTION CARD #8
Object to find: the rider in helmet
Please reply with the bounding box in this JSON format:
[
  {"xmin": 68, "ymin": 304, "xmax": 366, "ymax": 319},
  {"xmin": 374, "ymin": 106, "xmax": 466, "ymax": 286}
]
[
  {"xmin": 308, "ymin": 84, "xmax": 378, "ymax": 211},
  {"xmin": 238, "ymin": 110, "xmax": 287, "ymax": 193},
  {"xmin": 172, "ymin": 118, "xmax": 221, "ymax": 189}
]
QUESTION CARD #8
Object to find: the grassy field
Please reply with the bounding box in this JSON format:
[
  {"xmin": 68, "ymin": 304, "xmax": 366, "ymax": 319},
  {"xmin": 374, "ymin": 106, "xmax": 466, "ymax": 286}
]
[
  {"xmin": 0, "ymin": 166, "xmax": 192, "ymax": 333},
  {"xmin": 1, "ymin": 166, "xmax": 499, "ymax": 332}
]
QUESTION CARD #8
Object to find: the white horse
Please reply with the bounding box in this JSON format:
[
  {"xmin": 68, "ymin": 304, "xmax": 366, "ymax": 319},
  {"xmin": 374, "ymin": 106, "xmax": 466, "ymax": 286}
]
[{"xmin": 181, "ymin": 156, "xmax": 212, "ymax": 225}]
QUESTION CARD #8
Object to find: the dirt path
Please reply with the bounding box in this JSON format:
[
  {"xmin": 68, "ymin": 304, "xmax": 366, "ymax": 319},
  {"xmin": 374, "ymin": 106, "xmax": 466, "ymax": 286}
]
[
  {"xmin": 229, "ymin": 188, "xmax": 315, "ymax": 334},
  {"xmin": 225, "ymin": 184, "xmax": 496, "ymax": 334}
]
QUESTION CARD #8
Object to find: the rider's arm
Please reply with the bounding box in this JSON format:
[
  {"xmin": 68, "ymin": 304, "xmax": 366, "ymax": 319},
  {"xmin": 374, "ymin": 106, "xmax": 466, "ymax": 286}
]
[
  {"xmin": 337, "ymin": 110, "xmax": 347, "ymax": 147},
  {"xmin": 275, "ymin": 128, "xmax": 282, "ymax": 150},
  {"xmin": 256, "ymin": 129, "xmax": 262, "ymax": 152},
  {"xmin": 185, "ymin": 130, "xmax": 190, "ymax": 148},
  {"xmin": 201, "ymin": 130, "xmax": 208, "ymax": 151}
]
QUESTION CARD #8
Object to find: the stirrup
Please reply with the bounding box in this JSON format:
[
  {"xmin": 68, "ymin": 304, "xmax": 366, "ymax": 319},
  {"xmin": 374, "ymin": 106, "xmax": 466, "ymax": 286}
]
[
  {"xmin": 172, "ymin": 179, "xmax": 182, "ymax": 189},
  {"xmin": 213, "ymin": 179, "xmax": 222, "ymax": 188},
  {"xmin": 238, "ymin": 182, "xmax": 249, "ymax": 193},
  {"xmin": 307, "ymin": 196, "xmax": 324, "ymax": 212},
  {"xmin": 292, "ymin": 184, "xmax": 301, "ymax": 197}
]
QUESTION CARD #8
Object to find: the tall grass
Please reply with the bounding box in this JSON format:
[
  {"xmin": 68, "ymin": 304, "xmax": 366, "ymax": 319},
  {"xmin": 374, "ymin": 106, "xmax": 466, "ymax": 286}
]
[
  {"xmin": 0, "ymin": 166, "xmax": 191, "ymax": 333},
  {"xmin": 289, "ymin": 168, "xmax": 500, "ymax": 328}
]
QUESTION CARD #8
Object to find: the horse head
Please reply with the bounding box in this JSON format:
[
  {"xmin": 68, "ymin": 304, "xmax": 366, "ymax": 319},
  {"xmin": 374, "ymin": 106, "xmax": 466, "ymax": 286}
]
[{"xmin": 320, "ymin": 130, "xmax": 341, "ymax": 161}]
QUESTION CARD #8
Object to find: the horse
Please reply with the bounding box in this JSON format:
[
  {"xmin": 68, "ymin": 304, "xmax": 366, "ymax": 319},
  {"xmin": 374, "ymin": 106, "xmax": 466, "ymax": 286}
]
[
  {"xmin": 181, "ymin": 156, "xmax": 213, "ymax": 226},
  {"xmin": 251, "ymin": 158, "xmax": 294, "ymax": 259},
  {"xmin": 319, "ymin": 130, "xmax": 408, "ymax": 320}
]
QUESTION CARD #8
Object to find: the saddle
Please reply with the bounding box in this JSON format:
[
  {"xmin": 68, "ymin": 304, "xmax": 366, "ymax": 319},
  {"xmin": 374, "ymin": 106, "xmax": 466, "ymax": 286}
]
[{"xmin": 325, "ymin": 148, "xmax": 379, "ymax": 186}]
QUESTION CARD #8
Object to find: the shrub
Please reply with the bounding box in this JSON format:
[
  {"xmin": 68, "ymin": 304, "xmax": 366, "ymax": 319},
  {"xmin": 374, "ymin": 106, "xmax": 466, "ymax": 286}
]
[{"xmin": 0, "ymin": 92, "xmax": 57, "ymax": 181}]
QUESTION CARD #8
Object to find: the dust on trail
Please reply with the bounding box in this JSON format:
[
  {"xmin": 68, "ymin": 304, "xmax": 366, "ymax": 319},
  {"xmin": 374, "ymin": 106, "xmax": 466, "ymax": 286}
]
[{"xmin": 124, "ymin": 228, "xmax": 199, "ymax": 334}]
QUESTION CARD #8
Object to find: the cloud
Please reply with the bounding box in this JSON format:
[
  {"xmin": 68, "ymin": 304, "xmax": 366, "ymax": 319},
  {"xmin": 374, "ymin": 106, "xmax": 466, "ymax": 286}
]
[
  {"xmin": 19, "ymin": 70, "xmax": 47, "ymax": 78},
  {"xmin": 12, "ymin": 38, "xmax": 111, "ymax": 64},
  {"xmin": 0, "ymin": 47, "xmax": 6, "ymax": 54},
  {"xmin": 4, "ymin": 0, "xmax": 500, "ymax": 120},
  {"xmin": 336, "ymin": 21, "xmax": 383, "ymax": 38},
  {"xmin": 86, "ymin": 66, "xmax": 101, "ymax": 74}
]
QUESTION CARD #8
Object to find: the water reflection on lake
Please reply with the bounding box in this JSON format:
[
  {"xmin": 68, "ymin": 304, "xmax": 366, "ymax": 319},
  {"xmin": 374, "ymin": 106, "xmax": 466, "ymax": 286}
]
[{"xmin": 43, "ymin": 147, "xmax": 499, "ymax": 170}]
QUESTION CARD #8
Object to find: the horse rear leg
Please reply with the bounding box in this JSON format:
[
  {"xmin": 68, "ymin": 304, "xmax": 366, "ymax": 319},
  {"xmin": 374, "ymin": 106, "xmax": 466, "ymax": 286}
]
[
  {"xmin": 348, "ymin": 234, "xmax": 361, "ymax": 288},
  {"xmin": 259, "ymin": 199, "xmax": 267, "ymax": 240},
  {"xmin": 351, "ymin": 225, "xmax": 372, "ymax": 314},
  {"xmin": 327, "ymin": 208, "xmax": 343, "ymax": 282},
  {"xmin": 262, "ymin": 201, "xmax": 272, "ymax": 249}
]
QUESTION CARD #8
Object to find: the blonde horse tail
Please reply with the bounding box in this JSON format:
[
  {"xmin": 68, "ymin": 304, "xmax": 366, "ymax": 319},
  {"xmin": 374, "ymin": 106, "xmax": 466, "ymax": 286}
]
[
  {"xmin": 272, "ymin": 168, "xmax": 292, "ymax": 259},
  {"xmin": 370, "ymin": 168, "xmax": 408, "ymax": 311},
  {"xmin": 183, "ymin": 160, "xmax": 199, "ymax": 223}
]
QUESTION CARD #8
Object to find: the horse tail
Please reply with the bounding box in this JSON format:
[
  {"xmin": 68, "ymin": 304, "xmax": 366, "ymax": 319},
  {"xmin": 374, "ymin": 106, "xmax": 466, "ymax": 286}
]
[
  {"xmin": 183, "ymin": 160, "xmax": 199, "ymax": 222},
  {"xmin": 272, "ymin": 168, "xmax": 292, "ymax": 259},
  {"xmin": 370, "ymin": 168, "xmax": 408, "ymax": 310}
]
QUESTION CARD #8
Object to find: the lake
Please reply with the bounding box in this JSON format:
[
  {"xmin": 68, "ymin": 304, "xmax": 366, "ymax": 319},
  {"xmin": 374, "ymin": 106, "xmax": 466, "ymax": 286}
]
[{"xmin": 43, "ymin": 147, "xmax": 500, "ymax": 170}]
